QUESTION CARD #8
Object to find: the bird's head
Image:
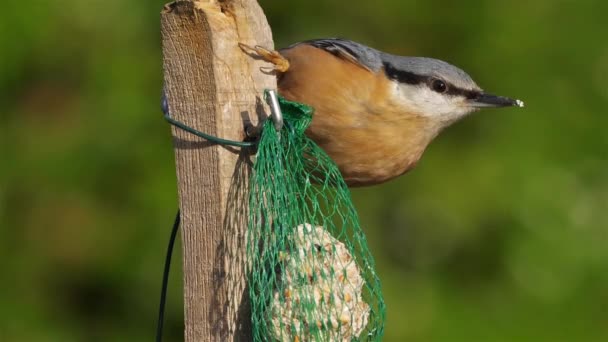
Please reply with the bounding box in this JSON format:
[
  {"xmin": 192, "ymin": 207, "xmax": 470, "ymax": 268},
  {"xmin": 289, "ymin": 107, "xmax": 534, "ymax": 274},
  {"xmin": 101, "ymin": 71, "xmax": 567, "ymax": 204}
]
[{"xmin": 382, "ymin": 56, "xmax": 524, "ymax": 124}]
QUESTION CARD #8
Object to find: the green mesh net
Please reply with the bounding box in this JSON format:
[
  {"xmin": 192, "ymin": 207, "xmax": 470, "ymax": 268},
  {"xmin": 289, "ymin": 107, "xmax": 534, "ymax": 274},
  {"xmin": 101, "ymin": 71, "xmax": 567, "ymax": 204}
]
[{"xmin": 247, "ymin": 95, "xmax": 386, "ymax": 341}]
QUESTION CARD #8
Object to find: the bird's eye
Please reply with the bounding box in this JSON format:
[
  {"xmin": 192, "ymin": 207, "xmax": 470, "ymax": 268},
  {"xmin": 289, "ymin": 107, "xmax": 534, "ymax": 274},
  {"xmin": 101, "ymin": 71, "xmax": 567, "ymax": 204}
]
[{"xmin": 431, "ymin": 79, "xmax": 447, "ymax": 93}]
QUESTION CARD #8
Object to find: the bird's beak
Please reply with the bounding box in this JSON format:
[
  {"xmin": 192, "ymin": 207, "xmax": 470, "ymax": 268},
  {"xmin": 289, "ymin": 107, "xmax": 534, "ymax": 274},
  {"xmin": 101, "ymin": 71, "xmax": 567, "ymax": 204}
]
[{"xmin": 469, "ymin": 93, "xmax": 524, "ymax": 108}]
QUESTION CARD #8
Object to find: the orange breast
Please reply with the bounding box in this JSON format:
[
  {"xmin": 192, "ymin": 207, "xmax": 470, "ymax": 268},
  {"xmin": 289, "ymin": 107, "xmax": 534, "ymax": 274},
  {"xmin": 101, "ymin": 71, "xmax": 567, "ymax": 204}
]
[{"xmin": 278, "ymin": 44, "xmax": 439, "ymax": 186}]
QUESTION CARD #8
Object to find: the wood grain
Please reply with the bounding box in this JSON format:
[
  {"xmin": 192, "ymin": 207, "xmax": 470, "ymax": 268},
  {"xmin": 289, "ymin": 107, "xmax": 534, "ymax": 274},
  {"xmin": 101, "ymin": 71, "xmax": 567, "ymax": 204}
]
[{"xmin": 160, "ymin": 0, "xmax": 275, "ymax": 340}]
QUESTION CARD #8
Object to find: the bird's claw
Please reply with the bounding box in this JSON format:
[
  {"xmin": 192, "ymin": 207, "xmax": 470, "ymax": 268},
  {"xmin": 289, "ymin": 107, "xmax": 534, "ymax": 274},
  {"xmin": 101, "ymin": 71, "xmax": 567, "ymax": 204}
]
[{"xmin": 239, "ymin": 43, "xmax": 290, "ymax": 73}]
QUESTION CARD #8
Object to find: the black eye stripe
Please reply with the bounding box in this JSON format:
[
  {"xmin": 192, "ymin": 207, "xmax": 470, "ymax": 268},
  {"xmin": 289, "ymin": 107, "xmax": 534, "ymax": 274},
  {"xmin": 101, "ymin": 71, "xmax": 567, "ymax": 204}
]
[
  {"xmin": 383, "ymin": 62, "xmax": 426, "ymax": 85},
  {"xmin": 383, "ymin": 62, "xmax": 480, "ymax": 99},
  {"xmin": 446, "ymin": 87, "xmax": 479, "ymax": 99}
]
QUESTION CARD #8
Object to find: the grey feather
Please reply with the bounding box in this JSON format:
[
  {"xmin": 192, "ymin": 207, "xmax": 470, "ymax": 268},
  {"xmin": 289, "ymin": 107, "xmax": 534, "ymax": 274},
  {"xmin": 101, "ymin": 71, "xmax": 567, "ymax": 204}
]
[
  {"xmin": 289, "ymin": 38, "xmax": 480, "ymax": 92},
  {"xmin": 285, "ymin": 38, "xmax": 384, "ymax": 71}
]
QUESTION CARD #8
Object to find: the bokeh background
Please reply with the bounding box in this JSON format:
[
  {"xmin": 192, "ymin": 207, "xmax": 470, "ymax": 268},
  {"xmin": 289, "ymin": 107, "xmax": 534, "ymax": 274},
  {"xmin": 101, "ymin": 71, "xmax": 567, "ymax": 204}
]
[{"xmin": 1, "ymin": 0, "xmax": 607, "ymax": 341}]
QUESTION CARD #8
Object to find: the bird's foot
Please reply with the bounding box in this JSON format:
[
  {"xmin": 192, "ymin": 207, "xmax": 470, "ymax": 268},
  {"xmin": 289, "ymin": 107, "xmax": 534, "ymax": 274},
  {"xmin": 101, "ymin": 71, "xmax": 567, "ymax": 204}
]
[{"xmin": 239, "ymin": 43, "xmax": 290, "ymax": 73}]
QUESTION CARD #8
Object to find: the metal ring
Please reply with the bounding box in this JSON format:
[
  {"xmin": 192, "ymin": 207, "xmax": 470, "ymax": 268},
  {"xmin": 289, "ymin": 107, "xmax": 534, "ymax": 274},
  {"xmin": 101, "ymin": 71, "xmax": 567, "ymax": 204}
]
[{"xmin": 266, "ymin": 89, "xmax": 284, "ymax": 132}]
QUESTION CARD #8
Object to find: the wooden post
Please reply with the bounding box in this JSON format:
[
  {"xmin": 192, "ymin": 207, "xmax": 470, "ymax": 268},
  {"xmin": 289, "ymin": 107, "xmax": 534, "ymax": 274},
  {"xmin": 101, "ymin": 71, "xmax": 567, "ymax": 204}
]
[{"xmin": 160, "ymin": 0, "xmax": 275, "ymax": 340}]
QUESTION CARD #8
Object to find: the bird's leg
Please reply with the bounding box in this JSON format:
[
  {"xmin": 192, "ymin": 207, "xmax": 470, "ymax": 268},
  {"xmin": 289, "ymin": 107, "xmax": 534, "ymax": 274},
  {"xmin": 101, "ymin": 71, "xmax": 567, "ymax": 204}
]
[{"xmin": 239, "ymin": 43, "xmax": 290, "ymax": 73}]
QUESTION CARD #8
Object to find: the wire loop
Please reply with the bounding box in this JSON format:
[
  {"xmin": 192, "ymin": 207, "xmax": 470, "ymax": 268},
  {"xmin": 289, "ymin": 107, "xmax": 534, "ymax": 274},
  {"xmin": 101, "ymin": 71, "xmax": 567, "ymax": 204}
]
[{"xmin": 162, "ymin": 89, "xmax": 287, "ymax": 147}]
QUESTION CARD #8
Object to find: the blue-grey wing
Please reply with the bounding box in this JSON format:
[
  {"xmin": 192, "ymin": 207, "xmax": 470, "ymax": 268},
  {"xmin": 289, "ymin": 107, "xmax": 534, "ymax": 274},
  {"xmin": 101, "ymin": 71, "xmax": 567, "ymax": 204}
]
[{"xmin": 282, "ymin": 38, "xmax": 383, "ymax": 72}]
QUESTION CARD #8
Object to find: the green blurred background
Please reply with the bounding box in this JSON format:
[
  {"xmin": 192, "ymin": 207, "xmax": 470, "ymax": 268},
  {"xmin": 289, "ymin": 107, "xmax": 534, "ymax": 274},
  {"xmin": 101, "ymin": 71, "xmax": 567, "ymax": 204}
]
[{"xmin": 1, "ymin": 0, "xmax": 607, "ymax": 341}]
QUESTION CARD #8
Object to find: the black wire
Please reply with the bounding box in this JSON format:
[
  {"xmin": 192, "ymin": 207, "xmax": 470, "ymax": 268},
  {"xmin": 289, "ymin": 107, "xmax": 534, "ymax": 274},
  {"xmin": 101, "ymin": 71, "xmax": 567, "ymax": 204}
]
[
  {"xmin": 161, "ymin": 89, "xmax": 258, "ymax": 148},
  {"xmin": 156, "ymin": 210, "xmax": 181, "ymax": 342}
]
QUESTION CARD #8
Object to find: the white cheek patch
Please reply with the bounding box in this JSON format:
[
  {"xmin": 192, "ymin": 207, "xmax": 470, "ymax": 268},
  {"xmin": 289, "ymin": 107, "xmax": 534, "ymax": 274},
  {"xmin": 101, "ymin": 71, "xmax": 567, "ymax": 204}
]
[{"xmin": 389, "ymin": 82, "xmax": 473, "ymax": 121}]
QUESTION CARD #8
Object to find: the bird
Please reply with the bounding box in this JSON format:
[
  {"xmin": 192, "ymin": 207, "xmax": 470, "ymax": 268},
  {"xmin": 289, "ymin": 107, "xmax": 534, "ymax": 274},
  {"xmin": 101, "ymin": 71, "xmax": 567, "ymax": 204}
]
[{"xmin": 241, "ymin": 38, "xmax": 524, "ymax": 187}]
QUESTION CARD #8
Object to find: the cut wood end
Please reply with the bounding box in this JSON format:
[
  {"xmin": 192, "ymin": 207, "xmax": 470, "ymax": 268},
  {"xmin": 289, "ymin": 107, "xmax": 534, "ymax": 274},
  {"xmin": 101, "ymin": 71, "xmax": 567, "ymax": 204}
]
[
  {"xmin": 194, "ymin": 1, "xmax": 221, "ymax": 12},
  {"xmin": 161, "ymin": 1, "xmax": 224, "ymax": 15},
  {"xmin": 161, "ymin": 1, "xmax": 198, "ymax": 15},
  {"xmin": 162, "ymin": 2, "xmax": 174, "ymax": 14}
]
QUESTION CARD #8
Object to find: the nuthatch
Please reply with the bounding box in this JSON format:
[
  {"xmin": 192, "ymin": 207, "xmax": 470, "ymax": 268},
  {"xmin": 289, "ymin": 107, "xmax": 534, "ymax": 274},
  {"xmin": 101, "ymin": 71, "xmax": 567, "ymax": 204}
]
[{"xmin": 243, "ymin": 38, "xmax": 524, "ymax": 186}]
